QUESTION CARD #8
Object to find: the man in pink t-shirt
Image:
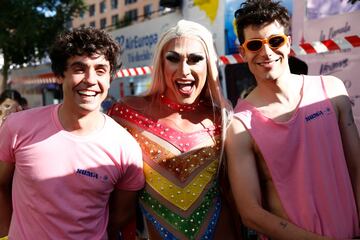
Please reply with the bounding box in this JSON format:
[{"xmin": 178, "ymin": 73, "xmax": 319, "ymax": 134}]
[{"xmin": 0, "ymin": 28, "xmax": 144, "ymax": 239}]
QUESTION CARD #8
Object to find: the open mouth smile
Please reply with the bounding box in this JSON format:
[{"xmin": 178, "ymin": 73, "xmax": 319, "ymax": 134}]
[
  {"xmin": 175, "ymin": 80, "xmax": 195, "ymax": 95},
  {"xmin": 77, "ymin": 90, "xmax": 99, "ymax": 97}
]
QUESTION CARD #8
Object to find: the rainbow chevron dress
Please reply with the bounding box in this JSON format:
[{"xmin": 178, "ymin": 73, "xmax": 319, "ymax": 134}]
[{"xmin": 109, "ymin": 102, "xmax": 222, "ymax": 240}]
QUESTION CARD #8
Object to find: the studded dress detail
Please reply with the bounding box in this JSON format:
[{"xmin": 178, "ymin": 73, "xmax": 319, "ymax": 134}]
[{"xmin": 109, "ymin": 102, "xmax": 222, "ymax": 240}]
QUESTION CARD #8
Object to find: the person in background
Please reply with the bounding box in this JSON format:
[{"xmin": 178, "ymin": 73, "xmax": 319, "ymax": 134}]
[
  {"xmin": 0, "ymin": 89, "xmax": 24, "ymax": 126},
  {"xmin": 226, "ymin": 0, "xmax": 360, "ymax": 239},
  {"xmin": 108, "ymin": 20, "xmax": 241, "ymax": 239},
  {"xmin": 0, "ymin": 27, "xmax": 144, "ymax": 239}
]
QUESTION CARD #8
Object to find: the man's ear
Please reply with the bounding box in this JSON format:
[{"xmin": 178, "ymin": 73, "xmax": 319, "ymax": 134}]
[
  {"xmin": 286, "ymin": 35, "xmax": 292, "ymax": 55},
  {"xmin": 239, "ymin": 46, "xmax": 247, "ymax": 61},
  {"xmin": 287, "ymin": 35, "xmax": 292, "ymax": 46}
]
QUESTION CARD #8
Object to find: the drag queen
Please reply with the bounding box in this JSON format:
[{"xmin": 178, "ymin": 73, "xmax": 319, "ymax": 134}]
[{"xmin": 108, "ymin": 20, "xmax": 239, "ymax": 239}]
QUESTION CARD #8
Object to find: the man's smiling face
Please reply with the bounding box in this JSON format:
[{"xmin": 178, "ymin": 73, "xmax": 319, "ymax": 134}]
[
  {"xmin": 60, "ymin": 54, "xmax": 111, "ymax": 115},
  {"xmin": 240, "ymin": 20, "xmax": 291, "ymax": 83}
]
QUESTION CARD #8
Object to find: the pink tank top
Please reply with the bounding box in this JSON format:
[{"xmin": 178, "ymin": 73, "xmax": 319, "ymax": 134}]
[{"xmin": 234, "ymin": 75, "xmax": 359, "ymax": 238}]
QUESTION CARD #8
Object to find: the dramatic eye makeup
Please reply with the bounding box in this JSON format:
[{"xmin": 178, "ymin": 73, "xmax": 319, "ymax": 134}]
[
  {"xmin": 187, "ymin": 54, "xmax": 205, "ymax": 64},
  {"xmin": 165, "ymin": 51, "xmax": 205, "ymax": 64},
  {"xmin": 165, "ymin": 52, "xmax": 180, "ymax": 63}
]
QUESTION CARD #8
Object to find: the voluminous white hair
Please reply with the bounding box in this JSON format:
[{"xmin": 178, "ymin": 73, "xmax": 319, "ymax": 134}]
[{"xmin": 146, "ymin": 19, "xmax": 233, "ymax": 176}]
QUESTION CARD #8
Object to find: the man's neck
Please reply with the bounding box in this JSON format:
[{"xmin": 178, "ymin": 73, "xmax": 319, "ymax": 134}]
[
  {"xmin": 256, "ymin": 73, "xmax": 302, "ymax": 103},
  {"xmin": 58, "ymin": 104, "xmax": 104, "ymax": 135},
  {"xmin": 247, "ymin": 74, "xmax": 304, "ymax": 121}
]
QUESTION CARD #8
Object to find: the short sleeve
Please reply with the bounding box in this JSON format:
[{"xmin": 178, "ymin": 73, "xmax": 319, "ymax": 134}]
[{"xmin": 116, "ymin": 138, "xmax": 145, "ymax": 191}]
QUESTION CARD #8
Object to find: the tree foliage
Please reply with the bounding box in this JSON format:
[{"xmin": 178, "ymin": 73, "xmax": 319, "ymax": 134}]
[{"xmin": 0, "ymin": 0, "xmax": 86, "ymax": 90}]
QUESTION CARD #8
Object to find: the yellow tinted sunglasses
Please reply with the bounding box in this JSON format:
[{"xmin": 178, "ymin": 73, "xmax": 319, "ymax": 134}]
[{"xmin": 242, "ymin": 34, "xmax": 288, "ymax": 52}]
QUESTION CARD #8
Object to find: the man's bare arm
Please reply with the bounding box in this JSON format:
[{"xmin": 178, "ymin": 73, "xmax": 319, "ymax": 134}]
[
  {"xmin": 226, "ymin": 119, "xmax": 332, "ymax": 240},
  {"xmin": 107, "ymin": 189, "xmax": 138, "ymax": 240},
  {"xmin": 324, "ymin": 75, "xmax": 360, "ymax": 223},
  {"xmin": 0, "ymin": 161, "xmax": 14, "ymax": 236}
]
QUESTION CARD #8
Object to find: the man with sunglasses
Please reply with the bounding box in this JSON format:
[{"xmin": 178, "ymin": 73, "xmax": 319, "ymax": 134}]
[{"xmin": 226, "ymin": 0, "xmax": 360, "ymax": 239}]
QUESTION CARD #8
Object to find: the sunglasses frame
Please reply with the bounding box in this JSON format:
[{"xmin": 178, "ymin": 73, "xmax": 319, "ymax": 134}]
[{"xmin": 242, "ymin": 34, "xmax": 288, "ymax": 52}]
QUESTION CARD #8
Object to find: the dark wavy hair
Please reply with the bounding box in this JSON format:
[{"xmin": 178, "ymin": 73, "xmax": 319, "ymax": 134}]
[
  {"xmin": 234, "ymin": 0, "xmax": 290, "ymax": 44},
  {"xmin": 50, "ymin": 27, "xmax": 120, "ymax": 80}
]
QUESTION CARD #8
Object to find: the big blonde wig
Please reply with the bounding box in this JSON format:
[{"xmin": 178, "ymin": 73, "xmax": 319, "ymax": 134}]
[{"xmin": 147, "ymin": 20, "xmax": 233, "ymax": 173}]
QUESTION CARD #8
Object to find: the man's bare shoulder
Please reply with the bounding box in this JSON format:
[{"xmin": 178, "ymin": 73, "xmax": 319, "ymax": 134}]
[
  {"xmin": 226, "ymin": 117, "xmax": 254, "ymax": 151},
  {"xmin": 320, "ymin": 75, "xmax": 348, "ymax": 99},
  {"xmin": 228, "ymin": 116, "xmax": 248, "ymax": 134}
]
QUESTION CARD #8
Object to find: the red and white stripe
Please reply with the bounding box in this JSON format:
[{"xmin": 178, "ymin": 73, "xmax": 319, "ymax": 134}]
[
  {"xmin": 220, "ymin": 34, "xmax": 360, "ymax": 65},
  {"xmin": 115, "ymin": 66, "xmax": 152, "ymax": 78},
  {"xmin": 219, "ymin": 54, "xmax": 244, "ymax": 65},
  {"xmin": 290, "ymin": 35, "xmax": 360, "ymax": 56},
  {"xmin": 10, "ymin": 35, "xmax": 360, "ymax": 84}
]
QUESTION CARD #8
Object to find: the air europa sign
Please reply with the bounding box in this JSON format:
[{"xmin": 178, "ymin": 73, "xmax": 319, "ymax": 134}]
[
  {"xmin": 116, "ymin": 34, "xmax": 158, "ymax": 50},
  {"xmin": 115, "ymin": 34, "xmax": 158, "ymax": 64},
  {"xmin": 111, "ymin": 12, "xmax": 181, "ymax": 69}
]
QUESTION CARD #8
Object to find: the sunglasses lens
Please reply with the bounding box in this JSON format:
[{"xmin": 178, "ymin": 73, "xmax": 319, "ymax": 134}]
[
  {"xmin": 246, "ymin": 40, "xmax": 263, "ymax": 51},
  {"xmin": 269, "ymin": 36, "xmax": 285, "ymax": 48}
]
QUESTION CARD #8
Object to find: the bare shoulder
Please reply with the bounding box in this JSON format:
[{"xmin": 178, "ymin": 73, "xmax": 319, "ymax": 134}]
[
  {"xmin": 321, "ymin": 75, "xmax": 348, "ymax": 99},
  {"xmin": 226, "ymin": 117, "xmax": 253, "ymax": 151},
  {"xmin": 227, "ymin": 117, "xmax": 247, "ymax": 135},
  {"xmin": 320, "ymin": 75, "xmax": 353, "ymax": 119},
  {"xmin": 109, "ymin": 96, "xmax": 148, "ymax": 119}
]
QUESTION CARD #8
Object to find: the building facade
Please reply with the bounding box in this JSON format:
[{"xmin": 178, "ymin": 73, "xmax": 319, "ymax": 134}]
[{"xmin": 71, "ymin": 0, "xmax": 161, "ymax": 30}]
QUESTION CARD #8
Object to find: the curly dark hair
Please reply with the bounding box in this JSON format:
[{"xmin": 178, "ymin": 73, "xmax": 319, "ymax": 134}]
[
  {"xmin": 50, "ymin": 27, "xmax": 120, "ymax": 80},
  {"xmin": 234, "ymin": 0, "xmax": 290, "ymax": 45}
]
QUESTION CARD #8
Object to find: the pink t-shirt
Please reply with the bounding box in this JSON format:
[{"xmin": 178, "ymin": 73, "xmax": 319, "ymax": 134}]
[
  {"xmin": 0, "ymin": 104, "xmax": 144, "ymax": 239},
  {"xmin": 234, "ymin": 76, "xmax": 359, "ymax": 238}
]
